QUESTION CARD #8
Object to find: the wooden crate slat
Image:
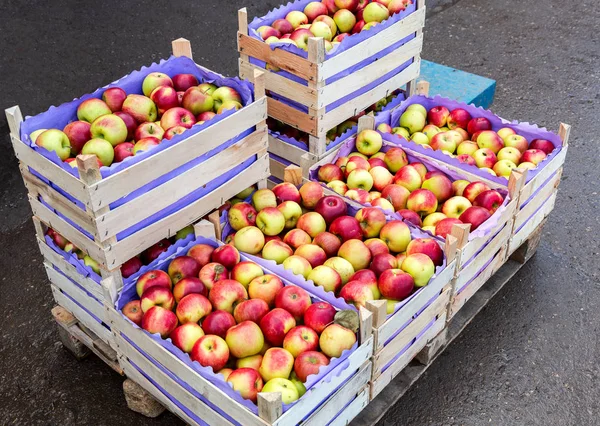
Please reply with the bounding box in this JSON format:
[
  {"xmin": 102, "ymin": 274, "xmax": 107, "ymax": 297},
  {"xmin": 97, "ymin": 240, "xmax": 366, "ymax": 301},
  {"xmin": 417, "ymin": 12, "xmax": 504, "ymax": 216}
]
[
  {"xmin": 510, "ymin": 191, "xmax": 556, "ymax": 252},
  {"xmin": 266, "ymin": 97, "xmax": 318, "ymax": 135},
  {"xmin": 328, "ymin": 386, "xmax": 370, "ymax": 426},
  {"xmin": 519, "ymin": 144, "xmax": 568, "ymax": 206},
  {"xmin": 320, "ymin": 7, "xmax": 426, "ymax": 80},
  {"xmin": 268, "ymin": 134, "xmax": 307, "ymax": 166},
  {"xmin": 269, "ymin": 156, "xmax": 287, "ymax": 182},
  {"xmin": 109, "ymin": 308, "xmax": 269, "ymax": 426},
  {"xmin": 514, "ymin": 169, "xmax": 562, "ymax": 231},
  {"xmin": 319, "ymin": 35, "xmax": 423, "ymax": 109},
  {"xmin": 88, "ymin": 98, "xmax": 267, "ymax": 210},
  {"xmin": 95, "ymin": 129, "xmax": 267, "ymax": 240},
  {"xmin": 106, "ymin": 154, "xmax": 269, "ymax": 268}
]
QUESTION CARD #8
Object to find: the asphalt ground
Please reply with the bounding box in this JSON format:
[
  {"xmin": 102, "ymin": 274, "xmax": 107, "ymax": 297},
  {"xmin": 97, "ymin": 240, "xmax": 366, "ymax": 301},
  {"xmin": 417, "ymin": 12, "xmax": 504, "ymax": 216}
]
[{"xmin": 0, "ymin": 0, "xmax": 598, "ymax": 424}]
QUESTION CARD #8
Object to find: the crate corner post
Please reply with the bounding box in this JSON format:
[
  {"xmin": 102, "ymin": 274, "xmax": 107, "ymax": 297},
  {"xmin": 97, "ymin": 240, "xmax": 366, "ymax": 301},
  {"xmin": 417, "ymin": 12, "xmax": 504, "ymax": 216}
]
[
  {"xmin": 5, "ymin": 105, "xmax": 23, "ymax": 137},
  {"xmin": 172, "ymin": 38, "xmax": 192, "ymax": 59},
  {"xmin": 258, "ymin": 392, "xmax": 282, "ymax": 424}
]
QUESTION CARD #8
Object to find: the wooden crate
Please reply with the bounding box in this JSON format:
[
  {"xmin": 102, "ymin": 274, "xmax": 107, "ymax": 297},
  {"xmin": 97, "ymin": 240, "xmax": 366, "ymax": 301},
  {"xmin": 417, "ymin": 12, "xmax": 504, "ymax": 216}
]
[
  {"xmin": 237, "ymin": 1, "xmax": 425, "ymax": 160},
  {"xmin": 107, "ymin": 230, "xmax": 375, "ymax": 426}
]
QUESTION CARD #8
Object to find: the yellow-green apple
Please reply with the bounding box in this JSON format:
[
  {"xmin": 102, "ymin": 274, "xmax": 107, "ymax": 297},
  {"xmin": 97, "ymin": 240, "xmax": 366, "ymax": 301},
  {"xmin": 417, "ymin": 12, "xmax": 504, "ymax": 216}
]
[
  {"xmin": 476, "ymin": 130, "xmax": 504, "ymax": 154},
  {"xmin": 294, "ymin": 351, "xmax": 329, "ymax": 382},
  {"xmin": 430, "ymin": 132, "xmax": 459, "ymax": 154},
  {"xmin": 355, "ymin": 207, "xmax": 386, "ymax": 238},
  {"xmin": 77, "ymin": 98, "xmax": 112, "ymax": 123},
  {"xmin": 314, "ymin": 195, "xmax": 347, "ymax": 225},
  {"xmin": 481, "ymin": 167, "xmax": 497, "ymax": 176},
  {"xmin": 233, "ymin": 299, "xmax": 270, "ymax": 324},
  {"xmin": 143, "ymin": 239, "xmax": 172, "ymax": 263},
  {"xmin": 371, "ymin": 197, "xmax": 395, "ymax": 211},
  {"xmin": 314, "ymin": 15, "xmax": 337, "ymax": 36},
  {"xmin": 370, "ymin": 253, "xmax": 398, "ymax": 277},
  {"xmin": 350, "ymin": 269, "xmax": 380, "ymax": 299},
  {"xmin": 175, "ymin": 293, "xmax": 211, "ymax": 324},
  {"xmin": 226, "ymin": 320, "xmax": 265, "ymax": 358},
  {"xmin": 260, "ymin": 308, "xmax": 296, "ymax": 346},
  {"xmin": 307, "ymin": 264, "xmax": 342, "ymax": 293},
  {"xmin": 467, "ymin": 117, "xmax": 492, "ymax": 134},
  {"xmin": 384, "ymin": 147, "xmax": 409, "ymax": 173},
  {"xmin": 493, "ymin": 159, "xmax": 518, "ymax": 177},
  {"xmin": 356, "ymin": 129, "xmax": 383, "ymax": 156},
  {"xmin": 273, "ymin": 18, "xmax": 295, "ymax": 34},
  {"xmin": 518, "ymin": 161, "xmax": 537, "ymax": 170},
  {"xmin": 304, "ymin": 302, "xmax": 336, "ymax": 334},
  {"xmin": 309, "ymin": 21, "xmax": 333, "ymax": 41},
  {"xmin": 173, "ymin": 277, "xmax": 207, "ymax": 303},
  {"xmin": 462, "ymin": 182, "xmax": 491, "ymax": 203},
  {"xmin": 196, "ymin": 83, "xmax": 216, "ymax": 96},
  {"xmin": 393, "ymin": 164, "xmax": 423, "ymax": 192},
  {"xmin": 262, "ymin": 240, "xmax": 294, "ymax": 264},
  {"xmin": 272, "ymin": 182, "xmax": 301, "ymax": 204},
  {"xmin": 133, "ymin": 137, "xmax": 159, "ymax": 155},
  {"xmin": 497, "ymin": 127, "xmax": 516, "ymax": 140},
  {"xmin": 136, "ymin": 270, "xmax": 172, "ymax": 297},
  {"xmin": 160, "ymin": 107, "xmax": 196, "ymax": 130},
  {"xmin": 296, "ymin": 212, "xmax": 327, "ymax": 238},
  {"xmin": 170, "ymin": 323, "xmax": 205, "ymax": 353},
  {"xmin": 295, "ymin": 244, "xmax": 327, "ymax": 268},
  {"xmin": 289, "ymin": 28, "xmax": 313, "ymax": 50},
  {"xmin": 340, "ymin": 280, "xmax": 375, "ymax": 308},
  {"xmin": 399, "ymin": 110, "xmax": 426, "ymax": 134},
  {"xmin": 282, "ymin": 255, "xmax": 313, "ymax": 278},
  {"xmin": 381, "ymin": 184, "xmax": 410, "ymax": 211},
  {"xmin": 283, "ymin": 325, "xmax": 319, "ymax": 358},
  {"xmin": 168, "ymin": 256, "xmax": 201, "ymax": 284},
  {"xmin": 175, "ymin": 225, "xmax": 194, "ymax": 241},
  {"xmin": 283, "ymin": 229, "xmax": 312, "ymax": 249},
  {"xmin": 199, "ymin": 262, "xmax": 229, "ymax": 290},
  {"xmin": 529, "ymin": 139, "xmax": 554, "ymax": 155},
  {"xmin": 236, "ymin": 186, "xmax": 256, "ymax": 199},
  {"xmin": 209, "ymin": 279, "xmax": 248, "ymax": 313},
  {"xmin": 286, "ymin": 10, "xmax": 309, "ymax": 29},
  {"xmin": 218, "ymin": 368, "xmax": 233, "ymax": 380},
  {"xmin": 447, "ymin": 108, "xmax": 471, "ymax": 130},
  {"xmin": 122, "ymin": 94, "xmax": 158, "ymax": 123},
  {"xmin": 401, "ymin": 253, "xmax": 435, "ymax": 287},
  {"xmin": 114, "ymin": 142, "xmax": 135, "ymax": 162},
  {"xmin": 345, "ymin": 157, "xmax": 371, "ymax": 180},
  {"xmin": 142, "ymin": 72, "xmax": 173, "ymax": 97},
  {"xmin": 140, "ymin": 286, "xmax": 175, "ymax": 313},
  {"xmin": 142, "ymin": 306, "xmax": 178, "ymax": 338},
  {"xmin": 217, "ymin": 100, "xmax": 242, "ymax": 114},
  {"xmin": 335, "ymin": 0, "xmax": 359, "ymax": 10},
  {"xmin": 256, "ymin": 207, "xmax": 286, "ymax": 236},
  {"xmin": 231, "ymin": 261, "xmax": 264, "ymax": 289},
  {"xmin": 150, "ymin": 86, "xmax": 179, "ymax": 115},
  {"xmin": 298, "ymin": 182, "xmax": 324, "ymax": 209},
  {"xmin": 345, "ymin": 189, "xmax": 371, "ymax": 204},
  {"xmin": 248, "ymin": 273, "xmax": 285, "ymax": 308},
  {"xmin": 473, "ymin": 189, "xmax": 504, "ymax": 214},
  {"xmin": 457, "ymin": 140, "xmax": 479, "ymax": 156},
  {"xmin": 234, "ymin": 226, "xmax": 265, "ymax": 255},
  {"xmin": 457, "ymin": 154, "xmax": 476, "ymax": 166},
  {"xmin": 29, "ymin": 129, "xmax": 46, "ymax": 143},
  {"xmin": 329, "ymin": 215, "xmax": 363, "ymax": 242},
  {"xmin": 409, "ymin": 132, "xmax": 428, "ymax": 146},
  {"xmin": 406, "ymin": 238, "xmax": 443, "ymax": 266},
  {"xmin": 441, "ymin": 196, "xmax": 472, "ymax": 219},
  {"xmin": 407, "ymin": 189, "xmax": 438, "ymax": 216},
  {"xmin": 454, "ymin": 127, "xmax": 469, "ymax": 142},
  {"xmin": 459, "ymin": 206, "xmax": 491, "ymax": 230},
  {"xmin": 257, "ymin": 25, "xmax": 281, "ymax": 40},
  {"xmin": 102, "ymin": 87, "xmax": 127, "ymax": 112},
  {"xmin": 122, "ymin": 300, "xmax": 143, "ymax": 326},
  {"xmin": 421, "ymin": 124, "xmax": 441, "ymax": 142},
  {"xmin": 236, "ymin": 354, "xmax": 263, "ymax": 371},
  {"xmin": 364, "ymin": 238, "xmax": 390, "ymax": 256},
  {"xmin": 212, "ymin": 244, "xmax": 241, "ymax": 269},
  {"xmin": 521, "ymin": 149, "xmax": 547, "ymax": 165},
  {"xmin": 324, "ymin": 257, "xmax": 355, "ymax": 284},
  {"xmin": 228, "ymin": 202, "xmax": 257, "ymax": 231},
  {"xmin": 35, "ymin": 129, "xmax": 71, "ymax": 160},
  {"xmin": 378, "ymin": 268, "xmax": 414, "ymax": 300},
  {"xmin": 473, "ymin": 148, "xmax": 498, "ymax": 169},
  {"xmin": 327, "ymin": 180, "xmax": 348, "ymax": 195},
  {"xmin": 275, "ymin": 285, "xmax": 312, "ymax": 322},
  {"xmin": 191, "ymin": 334, "xmax": 229, "ymax": 371},
  {"xmin": 363, "ymin": 1, "xmax": 390, "ymax": 22},
  {"xmin": 497, "ymin": 147, "xmax": 522, "ymax": 165},
  {"xmin": 227, "ymin": 368, "xmax": 263, "ymax": 403},
  {"xmin": 262, "ymin": 378, "xmax": 299, "ymax": 403},
  {"xmin": 313, "ymin": 231, "xmax": 342, "ymax": 257},
  {"xmin": 503, "ymin": 134, "xmax": 529, "ymax": 153},
  {"xmin": 318, "ymin": 164, "xmax": 344, "ymax": 183},
  {"xmin": 182, "ymin": 87, "xmax": 214, "ymax": 115},
  {"xmin": 421, "ymin": 174, "xmax": 453, "ymax": 203},
  {"xmin": 406, "ymin": 103, "xmax": 427, "ymax": 118},
  {"xmin": 202, "ymin": 310, "xmax": 236, "ymax": 338},
  {"xmin": 434, "ymin": 217, "xmax": 463, "ymax": 238},
  {"xmin": 63, "ymin": 121, "xmax": 91, "ymax": 155},
  {"xmin": 290, "ymin": 372, "xmax": 307, "ymax": 397},
  {"xmin": 320, "ymin": 324, "xmax": 356, "ymax": 357},
  {"xmin": 338, "ymin": 239, "xmax": 372, "ymax": 271},
  {"xmin": 379, "ymin": 220, "xmax": 411, "ymax": 252},
  {"xmin": 369, "ymin": 166, "xmax": 394, "ymax": 191},
  {"xmin": 188, "ymin": 244, "xmax": 215, "ymax": 268},
  {"xmin": 172, "ymin": 74, "xmax": 199, "ymax": 92},
  {"xmin": 427, "ymin": 106, "xmax": 450, "ymax": 127},
  {"xmin": 452, "ymin": 180, "xmax": 470, "ymax": 196},
  {"xmin": 197, "ymin": 111, "xmax": 216, "ymax": 124},
  {"xmin": 392, "ymin": 126, "xmax": 410, "ymax": 139},
  {"xmin": 377, "ymin": 123, "xmax": 393, "ymax": 133}
]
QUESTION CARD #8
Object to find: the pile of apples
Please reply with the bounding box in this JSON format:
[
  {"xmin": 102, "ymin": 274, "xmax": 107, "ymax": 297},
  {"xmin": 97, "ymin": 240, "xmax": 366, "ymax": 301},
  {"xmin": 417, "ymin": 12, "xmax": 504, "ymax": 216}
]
[
  {"xmin": 226, "ymin": 182, "xmax": 443, "ymax": 313},
  {"xmin": 256, "ymin": 0, "xmax": 413, "ymax": 52},
  {"xmin": 45, "ymin": 224, "xmax": 196, "ymax": 279},
  {"xmin": 30, "ymin": 72, "xmax": 243, "ymax": 168},
  {"xmin": 383, "ymin": 103, "xmax": 555, "ymax": 178},
  {"xmin": 314, "ymin": 129, "xmax": 506, "ymax": 236},
  {"xmin": 122, "ymin": 243, "xmax": 358, "ymax": 404}
]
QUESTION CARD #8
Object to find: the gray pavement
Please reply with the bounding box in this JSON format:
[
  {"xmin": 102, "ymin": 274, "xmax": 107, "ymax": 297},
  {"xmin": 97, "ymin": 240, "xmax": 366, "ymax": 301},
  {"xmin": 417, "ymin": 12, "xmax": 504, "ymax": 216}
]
[{"xmin": 0, "ymin": 0, "xmax": 599, "ymax": 425}]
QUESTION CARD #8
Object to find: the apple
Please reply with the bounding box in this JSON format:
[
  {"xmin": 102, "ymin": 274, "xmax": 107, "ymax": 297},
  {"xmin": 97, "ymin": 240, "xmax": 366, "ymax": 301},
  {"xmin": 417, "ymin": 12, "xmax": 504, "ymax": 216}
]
[
  {"xmin": 384, "ymin": 147, "xmax": 409, "ymax": 173},
  {"xmin": 233, "ymin": 299, "xmax": 270, "ymax": 325},
  {"xmin": 493, "ymin": 159, "xmax": 518, "ymax": 177},
  {"xmin": 407, "ymin": 189, "xmax": 438, "ymax": 216},
  {"xmin": 462, "ymin": 182, "xmax": 491, "ymax": 203},
  {"xmin": 518, "ymin": 162, "xmax": 537, "ymax": 170},
  {"xmin": 363, "ymin": 1, "xmax": 390, "ymax": 22},
  {"xmin": 529, "ymin": 139, "xmax": 555, "ymax": 155},
  {"xmin": 142, "ymin": 72, "xmax": 173, "ymax": 97},
  {"xmin": 459, "ymin": 206, "xmax": 492, "ymax": 230},
  {"xmin": 452, "ymin": 180, "xmax": 470, "ymax": 196},
  {"xmin": 345, "ymin": 189, "xmax": 370, "ymax": 204},
  {"xmin": 218, "ymin": 368, "xmax": 234, "ymax": 380},
  {"xmin": 83, "ymin": 256, "xmax": 100, "ymax": 274},
  {"xmin": 317, "ymin": 164, "xmax": 344, "ymax": 183},
  {"xmin": 376, "ymin": 123, "xmax": 393, "ymax": 133},
  {"xmin": 388, "ymin": 0, "xmax": 412, "ymax": 14},
  {"xmin": 497, "ymin": 147, "xmax": 522, "ymax": 165},
  {"xmin": 167, "ymin": 255, "xmax": 201, "ymax": 285},
  {"xmin": 323, "ymin": 0, "xmax": 340, "ymax": 14},
  {"xmin": 473, "ymin": 148, "xmax": 498, "ymax": 169},
  {"xmin": 313, "ymin": 232, "xmax": 342, "ymax": 257},
  {"xmin": 170, "ymin": 322, "xmax": 205, "ymax": 354},
  {"xmin": 497, "ymin": 127, "xmax": 516, "ymax": 140},
  {"xmin": 338, "ymin": 239, "xmax": 372, "ymax": 271},
  {"xmin": 35, "ymin": 129, "xmax": 71, "ymax": 160},
  {"xmin": 173, "ymin": 277, "xmax": 207, "ymax": 304},
  {"xmin": 379, "ymin": 220, "xmax": 411, "ymax": 252},
  {"xmin": 313, "ymin": 196, "xmax": 346, "ymax": 227},
  {"xmin": 401, "ymin": 253, "xmax": 435, "ymax": 287},
  {"xmin": 303, "ymin": 302, "xmax": 336, "ymax": 334},
  {"xmin": 197, "ymin": 111, "xmax": 216, "ymax": 124},
  {"xmin": 378, "ymin": 269, "xmax": 414, "ymax": 300},
  {"xmin": 476, "ymin": 130, "xmax": 504, "ymax": 154},
  {"xmin": 410, "ymin": 132, "xmax": 429, "ymax": 146},
  {"xmin": 164, "ymin": 125, "xmax": 189, "ymax": 140},
  {"xmin": 132, "ymin": 137, "xmax": 160, "ymax": 155},
  {"xmin": 250, "ymin": 189, "xmax": 276, "ymax": 212},
  {"xmin": 355, "ymin": 207, "xmax": 386, "ymax": 238},
  {"xmin": 283, "ymin": 325, "xmax": 319, "ymax": 358},
  {"xmin": 340, "ymin": 280, "xmax": 375, "ymax": 308},
  {"xmin": 122, "ymin": 94, "xmax": 158, "ymax": 123},
  {"xmin": 289, "ymin": 28, "xmax": 313, "ymax": 50},
  {"xmin": 457, "ymin": 140, "xmax": 479, "ymax": 156},
  {"xmin": 171, "ymin": 74, "xmax": 199, "ymax": 92},
  {"xmin": 458, "ymin": 154, "xmax": 475, "ymax": 165},
  {"xmin": 521, "ymin": 149, "xmax": 547, "ymax": 165},
  {"xmin": 282, "ymin": 255, "xmax": 313, "ymax": 279},
  {"xmin": 256, "ymin": 207, "xmax": 286, "ymax": 236},
  {"xmin": 187, "ymin": 244, "xmax": 215, "ymax": 268},
  {"xmin": 393, "ymin": 165, "xmax": 422, "ymax": 191},
  {"xmin": 231, "ymin": 262, "xmax": 264, "ymax": 290},
  {"xmin": 371, "ymin": 197, "xmax": 395, "ymax": 211},
  {"xmin": 77, "ymin": 98, "xmax": 112, "ymax": 123},
  {"xmin": 262, "ymin": 239, "xmax": 294, "ymax": 264},
  {"xmin": 473, "ymin": 189, "xmax": 504, "ymax": 214},
  {"xmin": 295, "ymin": 244, "xmax": 327, "ymax": 268},
  {"xmin": 140, "ymin": 285, "xmax": 175, "ymax": 313},
  {"xmin": 181, "ymin": 86, "xmax": 213, "ymax": 115},
  {"xmin": 399, "ymin": 110, "xmax": 426, "ymax": 134},
  {"xmin": 356, "ymin": 129, "xmax": 383, "ymax": 156},
  {"xmin": 307, "ymin": 265, "xmax": 342, "ymax": 294},
  {"xmin": 309, "ymin": 21, "xmax": 333, "ymax": 41},
  {"xmin": 442, "ymin": 196, "xmax": 472, "ymax": 219},
  {"xmin": 227, "ymin": 368, "xmax": 263, "ymax": 403},
  {"xmin": 286, "ymin": 10, "xmax": 309, "ymax": 29},
  {"xmin": 191, "ymin": 334, "xmax": 230, "ymax": 371},
  {"xmin": 274, "ymin": 285, "xmax": 311, "ymax": 324},
  {"xmin": 236, "ymin": 354, "xmax": 263, "ymax": 371},
  {"xmin": 319, "ymin": 324, "xmax": 356, "ymax": 358},
  {"xmin": 199, "ymin": 262, "xmax": 229, "ymax": 290},
  {"xmin": 349, "ymin": 269, "xmax": 380, "ymax": 299},
  {"xmin": 421, "ymin": 174, "xmax": 453, "ymax": 203},
  {"xmin": 262, "ymin": 378, "xmax": 299, "ymax": 404},
  {"xmin": 430, "ymin": 131, "xmax": 459, "ymax": 154},
  {"xmin": 148, "ymin": 86, "xmax": 179, "ymax": 115},
  {"xmin": 228, "ymin": 202, "xmax": 257, "ymax": 231},
  {"xmin": 113, "ymin": 142, "xmax": 134, "ymax": 162},
  {"xmin": 142, "ymin": 306, "xmax": 178, "ymax": 338},
  {"xmin": 296, "ymin": 212, "xmax": 327, "ymax": 238},
  {"xmin": 174, "ymin": 293, "xmax": 211, "ymax": 324},
  {"xmin": 208, "ymin": 279, "xmax": 248, "ymax": 314},
  {"xmin": 100, "ymin": 87, "xmax": 126, "ymax": 112},
  {"xmin": 160, "ymin": 107, "xmax": 196, "ymax": 130},
  {"xmin": 273, "ymin": 18, "xmax": 294, "ymax": 34},
  {"xmin": 294, "ymin": 351, "xmax": 329, "ymax": 382},
  {"xmin": 323, "ymin": 257, "xmax": 355, "ymax": 284},
  {"xmin": 327, "ymin": 180, "xmax": 348, "ymax": 195},
  {"xmin": 396, "ymin": 209, "xmax": 421, "ymax": 227},
  {"xmin": 272, "ymin": 182, "xmax": 301, "ymax": 204},
  {"xmin": 501, "ymin": 134, "xmax": 528, "ymax": 153},
  {"xmin": 427, "ymin": 106, "xmax": 450, "ymax": 127},
  {"xmin": 380, "ymin": 184, "xmax": 410, "ymax": 211},
  {"xmin": 283, "ymin": 229, "xmax": 312, "ymax": 250},
  {"xmin": 260, "ymin": 308, "xmax": 296, "ymax": 346},
  {"xmin": 136, "ymin": 269, "xmax": 172, "ymax": 297},
  {"xmin": 364, "ymin": 238, "xmax": 390, "ymax": 257},
  {"xmin": 202, "ymin": 310, "xmax": 236, "ymax": 338},
  {"xmin": 368, "ymin": 157, "xmax": 387, "ymax": 169},
  {"xmin": 120, "ymin": 257, "xmax": 143, "ymax": 279},
  {"xmin": 406, "ymin": 238, "xmax": 444, "ymax": 267},
  {"xmin": 63, "ymin": 121, "xmax": 91, "ymax": 156},
  {"xmin": 467, "ymin": 117, "xmax": 492, "ymax": 134},
  {"xmin": 257, "ymin": 25, "xmax": 281, "ymax": 40},
  {"xmin": 122, "ymin": 300, "xmax": 143, "ymax": 326},
  {"xmin": 434, "ymin": 217, "xmax": 462, "ymax": 239},
  {"xmin": 142, "ymin": 239, "xmax": 172, "ymax": 264},
  {"xmin": 345, "ymin": 157, "xmax": 371, "ymax": 179},
  {"xmin": 225, "ymin": 321, "xmax": 264, "ymax": 359},
  {"xmin": 370, "ymin": 253, "xmax": 398, "ymax": 277},
  {"xmin": 368, "ymin": 166, "xmax": 393, "ymax": 192},
  {"xmin": 447, "ymin": 108, "xmax": 471, "ymax": 130},
  {"xmin": 212, "ymin": 244, "xmax": 241, "ymax": 270}
]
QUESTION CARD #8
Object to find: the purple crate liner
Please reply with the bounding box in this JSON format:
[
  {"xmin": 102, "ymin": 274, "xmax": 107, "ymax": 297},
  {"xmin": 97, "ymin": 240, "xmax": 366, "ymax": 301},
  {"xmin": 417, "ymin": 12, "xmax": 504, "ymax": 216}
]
[
  {"xmin": 388, "ymin": 95, "xmax": 564, "ymax": 185},
  {"xmin": 116, "ymin": 235, "xmax": 360, "ymax": 415},
  {"xmin": 308, "ymin": 131, "xmax": 512, "ymax": 242}
]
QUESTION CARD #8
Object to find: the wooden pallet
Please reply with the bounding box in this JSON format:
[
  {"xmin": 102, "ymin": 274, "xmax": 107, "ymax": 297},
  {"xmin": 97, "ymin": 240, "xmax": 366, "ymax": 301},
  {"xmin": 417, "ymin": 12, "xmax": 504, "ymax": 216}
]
[
  {"xmin": 237, "ymin": 1, "xmax": 425, "ymax": 160},
  {"xmin": 350, "ymin": 219, "xmax": 547, "ymax": 425}
]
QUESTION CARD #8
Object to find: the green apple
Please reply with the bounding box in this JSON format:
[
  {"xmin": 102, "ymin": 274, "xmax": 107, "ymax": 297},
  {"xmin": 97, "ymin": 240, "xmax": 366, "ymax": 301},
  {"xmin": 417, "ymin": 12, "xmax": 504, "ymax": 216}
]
[
  {"xmin": 35, "ymin": 129, "xmax": 71, "ymax": 160},
  {"xmin": 410, "ymin": 132, "xmax": 430, "ymax": 145},
  {"xmin": 399, "ymin": 110, "xmax": 426, "ymax": 134},
  {"xmin": 406, "ymin": 103, "xmax": 427, "ymax": 118},
  {"xmin": 262, "ymin": 378, "xmax": 300, "ymax": 404},
  {"xmin": 81, "ymin": 138, "xmax": 114, "ymax": 166}
]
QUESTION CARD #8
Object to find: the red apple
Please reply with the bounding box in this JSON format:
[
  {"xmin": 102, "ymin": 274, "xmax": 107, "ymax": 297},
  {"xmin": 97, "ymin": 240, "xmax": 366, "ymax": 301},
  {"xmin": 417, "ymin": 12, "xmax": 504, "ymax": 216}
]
[
  {"xmin": 260, "ymin": 308, "xmax": 296, "ymax": 346},
  {"xmin": 303, "ymin": 302, "xmax": 336, "ymax": 334},
  {"xmin": 102, "ymin": 87, "xmax": 127, "ymax": 112},
  {"xmin": 313, "ymin": 231, "xmax": 342, "ymax": 257},
  {"xmin": 190, "ymin": 335, "xmax": 230, "ymax": 371},
  {"xmin": 201, "ymin": 310, "xmax": 236, "ymax": 338},
  {"xmin": 397, "ymin": 209, "xmax": 423, "ymax": 227},
  {"xmin": 427, "ymin": 106, "xmax": 450, "ymax": 127},
  {"xmin": 168, "ymin": 255, "xmax": 201, "ymax": 284},
  {"xmin": 299, "ymin": 181, "xmax": 325, "ymax": 209},
  {"xmin": 294, "ymin": 350, "xmax": 329, "ymax": 382},
  {"xmin": 339, "ymin": 280, "xmax": 375, "ymax": 308},
  {"xmin": 209, "ymin": 279, "xmax": 248, "ymax": 313},
  {"xmin": 199, "ymin": 262, "xmax": 229, "ymax": 291},
  {"xmin": 272, "ymin": 182, "xmax": 301, "ymax": 204},
  {"xmin": 176, "ymin": 293, "xmax": 212, "ymax": 324},
  {"xmin": 378, "ymin": 269, "xmax": 414, "ymax": 300},
  {"xmin": 63, "ymin": 121, "xmax": 91, "ymax": 156},
  {"xmin": 405, "ymin": 238, "xmax": 444, "ymax": 267},
  {"xmin": 211, "ymin": 245, "xmax": 240, "ymax": 270},
  {"xmin": 122, "ymin": 300, "xmax": 143, "ymax": 326},
  {"xmin": 529, "ymin": 139, "xmax": 555, "ymax": 155},
  {"xmin": 141, "ymin": 286, "xmax": 175, "ymax": 313},
  {"xmin": 467, "ymin": 117, "xmax": 492, "ymax": 134},
  {"xmin": 364, "ymin": 239, "xmax": 390, "ymax": 257},
  {"xmin": 275, "ymin": 286, "xmax": 312, "ymax": 322},
  {"xmin": 434, "ymin": 218, "xmax": 463, "ymax": 239},
  {"xmin": 459, "ymin": 206, "xmax": 492, "ymax": 230},
  {"xmin": 170, "ymin": 322, "xmax": 205, "ymax": 353},
  {"xmin": 113, "ymin": 111, "xmax": 136, "ymax": 140},
  {"xmin": 121, "ymin": 257, "xmax": 143, "ymax": 279},
  {"xmin": 150, "ymin": 86, "xmax": 180, "ymax": 115},
  {"xmin": 314, "ymin": 195, "xmax": 347, "ymax": 225},
  {"xmin": 227, "ymin": 368, "xmax": 264, "ymax": 403},
  {"xmin": 283, "ymin": 325, "xmax": 319, "ymax": 358},
  {"xmin": 114, "ymin": 142, "xmax": 135, "ymax": 162},
  {"xmin": 187, "ymin": 244, "xmax": 215, "ymax": 268},
  {"xmin": 172, "ymin": 74, "xmax": 199, "ymax": 92},
  {"xmin": 136, "ymin": 269, "xmax": 172, "ymax": 297},
  {"xmin": 381, "ymin": 184, "xmax": 411, "ymax": 211},
  {"xmin": 370, "ymin": 253, "xmax": 398, "ymax": 277},
  {"xmin": 355, "ymin": 207, "xmax": 386, "ymax": 239},
  {"xmin": 447, "ymin": 108, "xmax": 472, "ymax": 130},
  {"xmin": 141, "ymin": 306, "xmax": 178, "ymax": 338},
  {"xmin": 329, "ymin": 216, "xmax": 362, "ymax": 242},
  {"xmin": 173, "ymin": 277, "xmax": 207, "ymax": 303},
  {"xmin": 248, "ymin": 274, "xmax": 284, "ymax": 308},
  {"xmin": 142, "ymin": 239, "xmax": 172, "ymax": 264},
  {"xmin": 462, "ymin": 182, "xmax": 492, "ymax": 203},
  {"xmin": 233, "ymin": 299, "xmax": 270, "ymax": 324},
  {"xmin": 318, "ymin": 164, "xmax": 344, "ymax": 183}
]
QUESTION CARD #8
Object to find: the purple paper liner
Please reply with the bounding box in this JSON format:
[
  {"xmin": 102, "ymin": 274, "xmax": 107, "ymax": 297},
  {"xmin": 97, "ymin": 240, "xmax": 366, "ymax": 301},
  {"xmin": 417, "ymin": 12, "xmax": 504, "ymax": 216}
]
[
  {"xmin": 387, "ymin": 94, "xmax": 564, "ymax": 185},
  {"xmin": 308, "ymin": 132, "xmax": 512, "ymax": 242},
  {"xmin": 115, "ymin": 235, "xmax": 360, "ymax": 415},
  {"xmin": 222, "ymin": 201, "xmax": 448, "ymax": 319}
]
